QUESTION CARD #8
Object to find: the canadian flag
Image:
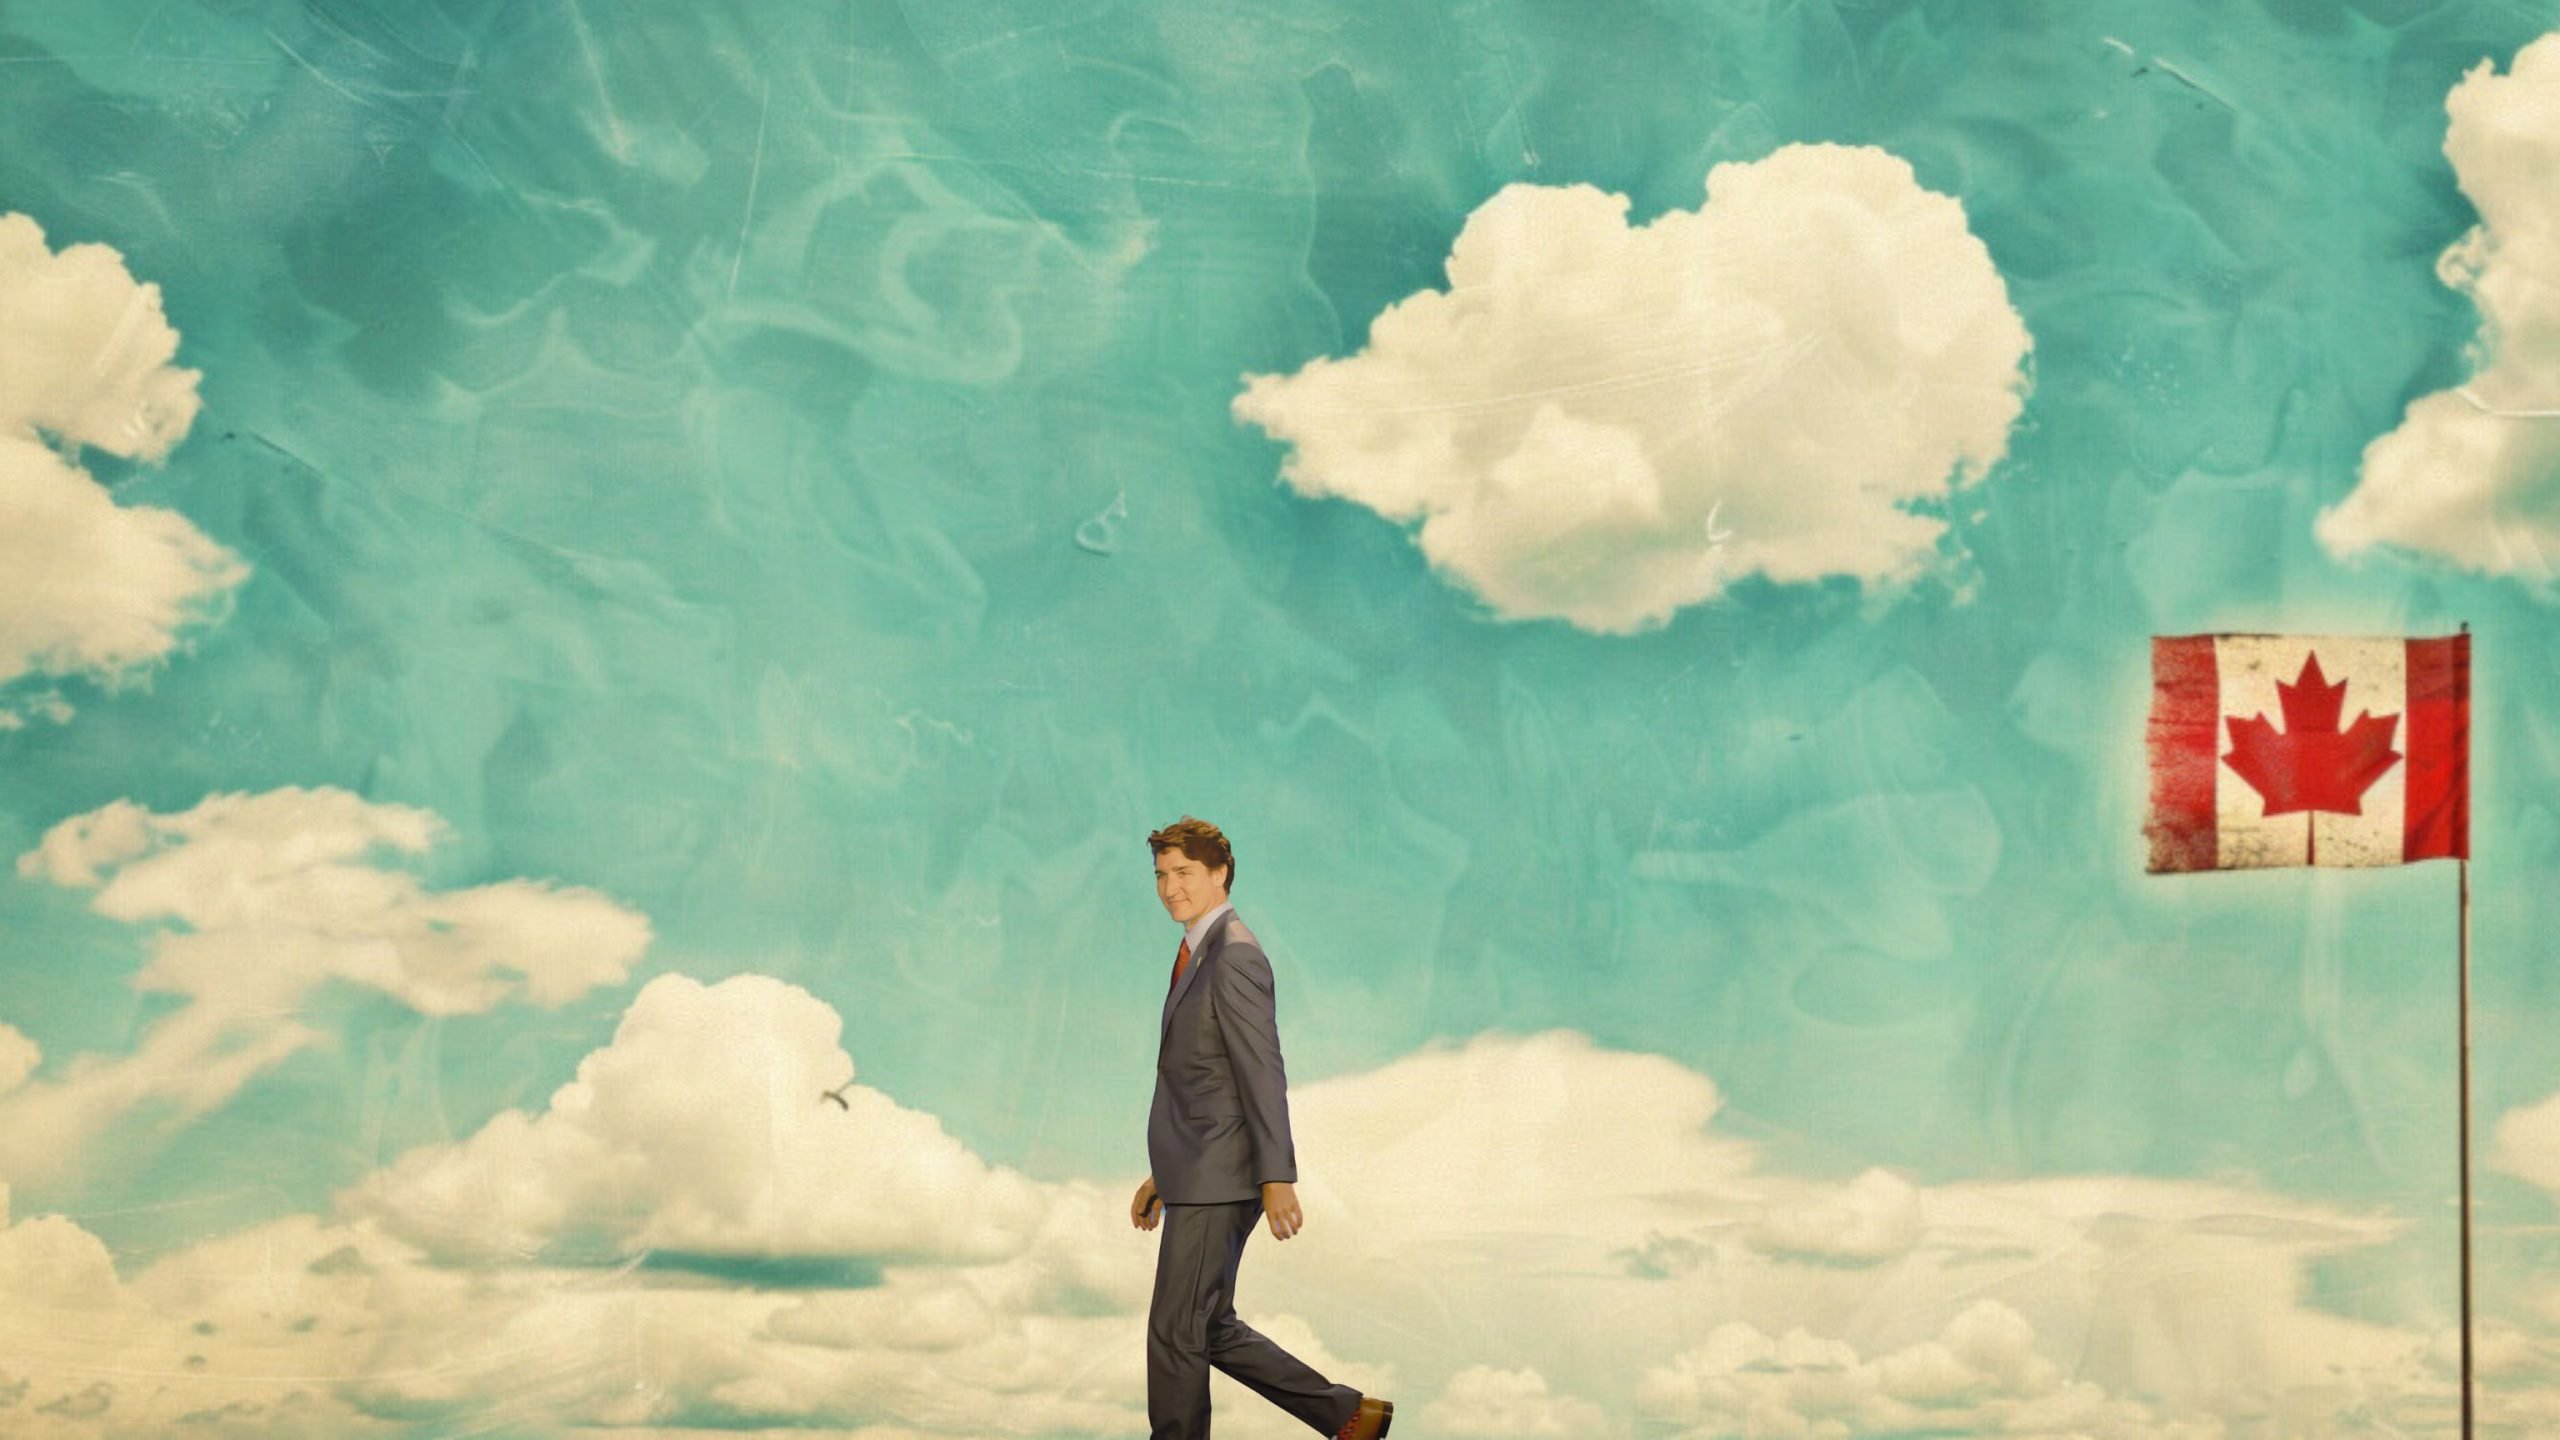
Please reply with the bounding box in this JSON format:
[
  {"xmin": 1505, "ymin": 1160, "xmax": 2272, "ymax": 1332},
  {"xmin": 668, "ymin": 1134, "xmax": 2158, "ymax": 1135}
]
[{"xmin": 2146, "ymin": 633, "xmax": 2469, "ymax": 872}]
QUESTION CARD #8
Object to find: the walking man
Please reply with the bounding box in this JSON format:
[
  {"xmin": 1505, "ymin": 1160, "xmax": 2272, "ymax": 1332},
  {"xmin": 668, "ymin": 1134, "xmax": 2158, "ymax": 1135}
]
[{"xmin": 1130, "ymin": 816, "xmax": 1392, "ymax": 1440}]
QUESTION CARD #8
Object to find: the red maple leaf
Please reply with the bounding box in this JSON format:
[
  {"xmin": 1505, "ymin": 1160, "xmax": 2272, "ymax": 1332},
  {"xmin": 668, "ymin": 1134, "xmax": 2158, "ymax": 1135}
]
[{"xmin": 2222, "ymin": 652, "xmax": 2403, "ymax": 817}]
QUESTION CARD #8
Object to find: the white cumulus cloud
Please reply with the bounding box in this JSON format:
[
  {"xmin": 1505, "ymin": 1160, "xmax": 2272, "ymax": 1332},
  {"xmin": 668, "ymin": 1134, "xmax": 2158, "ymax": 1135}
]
[
  {"xmin": 0, "ymin": 1023, "xmax": 37, "ymax": 1096},
  {"xmin": 1233, "ymin": 143, "xmax": 2032, "ymax": 634},
  {"xmin": 0, "ymin": 1190, "xmax": 120, "ymax": 1313},
  {"xmin": 0, "ymin": 787, "xmax": 650, "ymax": 1182},
  {"xmin": 2493, "ymin": 1089, "xmax": 2560, "ymax": 1200},
  {"xmin": 347, "ymin": 972, "xmax": 1050, "ymax": 1265},
  {"xmin": 0, "ymin": 211, "xmax": 243, "ymax": 716},
  {"xmin": 2318, "ymin": 32, "xmax": 2560, "ymax": 582},
  {"xmin": 1417, "ymin": 1364, "xmax": 1608, "ymax": 1437},
  {"xmin": 1635, "ymin": 1300, "xmax": 2221, "ymax": 1440},
  {"xmin": 1747, "ymin": 1167, "xmax": 1924, "ymax": 1266}
]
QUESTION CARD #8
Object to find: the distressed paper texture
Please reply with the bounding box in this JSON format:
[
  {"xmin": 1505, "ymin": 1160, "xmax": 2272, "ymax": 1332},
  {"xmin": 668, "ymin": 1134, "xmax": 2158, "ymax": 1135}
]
[{"xmin": 5, "ymin": 2, "xmax": 2560, "ymax": 1436}]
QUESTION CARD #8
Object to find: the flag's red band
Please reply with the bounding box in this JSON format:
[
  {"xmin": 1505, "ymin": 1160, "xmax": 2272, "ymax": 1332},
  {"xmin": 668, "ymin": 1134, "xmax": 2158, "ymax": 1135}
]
[
  {"xmin": 2405, "ymin": 634, "xmax": 2470, "ymax": 861},
  {"xmin": 2146, "ymin": 636, "xmax": 2220, "ymax": 873}
]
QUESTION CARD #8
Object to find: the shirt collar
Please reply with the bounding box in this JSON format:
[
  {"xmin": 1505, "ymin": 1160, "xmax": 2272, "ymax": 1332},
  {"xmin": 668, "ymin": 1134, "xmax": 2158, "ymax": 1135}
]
[{"xmin": 1182, "ymin": 901, "xmax": 1234, "ymax": 954}]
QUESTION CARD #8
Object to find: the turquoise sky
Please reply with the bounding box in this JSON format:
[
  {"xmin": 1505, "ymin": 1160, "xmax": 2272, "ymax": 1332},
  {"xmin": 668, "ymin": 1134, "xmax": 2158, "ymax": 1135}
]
[{"xmin": 5, "ymin": 2, "xmax": 2560, "ymax": 1436}]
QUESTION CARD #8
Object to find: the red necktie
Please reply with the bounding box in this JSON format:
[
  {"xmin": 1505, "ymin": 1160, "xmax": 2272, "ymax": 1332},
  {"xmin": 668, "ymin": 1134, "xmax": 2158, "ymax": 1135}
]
[{"xmin": 1169, "ymin": 938, "xmax": 1192, "ymax": 992}]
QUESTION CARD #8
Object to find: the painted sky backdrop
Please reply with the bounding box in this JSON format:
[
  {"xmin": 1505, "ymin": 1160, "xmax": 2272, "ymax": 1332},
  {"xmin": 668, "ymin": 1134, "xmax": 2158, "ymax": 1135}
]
[{"xmin": 5, "ymin": 0, "xmax": 2560, "ymax": 1436}]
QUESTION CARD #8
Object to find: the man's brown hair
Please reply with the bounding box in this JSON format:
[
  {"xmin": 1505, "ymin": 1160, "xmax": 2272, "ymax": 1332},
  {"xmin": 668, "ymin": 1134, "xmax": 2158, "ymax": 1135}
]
[{"xmin": 1149, "ymin": 815, "xmax": 1236, "ymax": 893}]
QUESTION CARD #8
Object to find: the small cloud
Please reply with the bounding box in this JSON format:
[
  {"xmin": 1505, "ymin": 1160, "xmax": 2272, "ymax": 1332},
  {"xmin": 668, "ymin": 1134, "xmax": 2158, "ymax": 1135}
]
[
  {"xmin": 2493, "ymin": 1089, "xmax": 2560, "ymax": 1200},
  {"xmin": 1614, "ymin": 1229, "xmax": 1715, "ymax": 1280},
  {"xmin": 0, "ymin": 1206, "xmax": 121, "ymax": 1312},
  {"xmin": 305, "ymin": 1245, "xmax": 374, "ymax": 1277},
  {"xmin": 1418, "ymin": 1365, "xmax": 1608, "ymax": 1437},
  {"xmin": 0, "ymin": 689, "xmax": 74, "ymax": 731},
  {"xmin": 1636, "ymin": 1300, "xmax": 2200, "ymax": 1440},
  {"xmin": 0, "ymin": 787, "xmax": 650, "ymax": 1182},
  {"xmin": 1747, "ymin": 1168, "xmax": 1924, "ymax": 1266},
  {"xmin": 2317, "ymin": 33, "xmax": 2560, "ymax": 583},
  {"xmin": 1233, "ymin": 144, "xmax": 2032, "ymax": 634},
  {"xmin": 0, "ymin": 1023, "xmax": 36, "ymax": 1097},
  {"xmin": 34, "ymin": 1381, "xmax": 113, "ymax": 1420},
  {"xmin": 16, "ymin": 787, "xmax": 648, "ymax": 1016}
]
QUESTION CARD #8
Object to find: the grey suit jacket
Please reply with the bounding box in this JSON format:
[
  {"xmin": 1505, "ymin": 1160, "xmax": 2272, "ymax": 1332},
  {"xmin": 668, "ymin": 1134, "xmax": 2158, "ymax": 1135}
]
[{"xmin": 1148, "ymin": 909, "xmax": 1299, "ymax": 1204}]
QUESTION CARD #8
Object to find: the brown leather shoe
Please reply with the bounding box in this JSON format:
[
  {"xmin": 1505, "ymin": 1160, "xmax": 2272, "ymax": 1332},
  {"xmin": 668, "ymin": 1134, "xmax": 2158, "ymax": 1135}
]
[{"xmin": 1334, "ymin": 1396, "xmax": 1391, "ymax": 1440}]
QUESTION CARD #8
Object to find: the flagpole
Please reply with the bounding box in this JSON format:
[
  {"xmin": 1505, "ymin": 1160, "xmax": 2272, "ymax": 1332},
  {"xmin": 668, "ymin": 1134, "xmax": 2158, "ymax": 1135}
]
[
  {"xmin": 2459, "ymin": 851, "xmax": 2474, "ymax": 1440},
  {"xmin": 2457, "ymin": 617, "xmax": 2474, "ymax": 1440}
]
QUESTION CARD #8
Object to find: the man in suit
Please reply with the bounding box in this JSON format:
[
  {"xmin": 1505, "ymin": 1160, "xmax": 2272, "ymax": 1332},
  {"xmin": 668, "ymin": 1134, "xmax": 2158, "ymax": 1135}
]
[{"xmin": 1129, "ymin": 816, "xmax": 1392, "ymax": 1440}]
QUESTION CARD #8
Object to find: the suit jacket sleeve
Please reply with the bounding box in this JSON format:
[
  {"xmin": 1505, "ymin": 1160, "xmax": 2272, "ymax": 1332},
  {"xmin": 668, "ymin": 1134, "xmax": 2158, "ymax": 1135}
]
[{"xmin": 1210, "ymin": 941, "xmax": 1299, "ymax": 1186}]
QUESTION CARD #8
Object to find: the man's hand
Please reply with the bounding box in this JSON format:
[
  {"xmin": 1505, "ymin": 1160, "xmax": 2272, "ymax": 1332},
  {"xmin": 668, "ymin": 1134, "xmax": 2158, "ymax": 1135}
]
[
  {"xmin": 1260, "ymin": 1181, "xmax": 1302, "ymax": 1241},
  {"xmin": 1131, "ymin": 1176, "xmax": 1161, "ymax": 1231}
]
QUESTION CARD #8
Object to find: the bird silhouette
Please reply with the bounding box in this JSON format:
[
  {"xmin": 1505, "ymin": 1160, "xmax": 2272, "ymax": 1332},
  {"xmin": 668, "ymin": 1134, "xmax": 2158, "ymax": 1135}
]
[{"xmin": 820, "ymin": 1079, "xmax": 853, "ymax": 1110}]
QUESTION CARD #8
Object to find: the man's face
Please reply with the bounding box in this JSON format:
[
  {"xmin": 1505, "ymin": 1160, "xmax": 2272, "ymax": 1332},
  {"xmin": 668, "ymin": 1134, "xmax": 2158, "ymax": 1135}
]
[{"xmin": 1154, "ymin": 846, "xmax": 1229, "ymax": 927}]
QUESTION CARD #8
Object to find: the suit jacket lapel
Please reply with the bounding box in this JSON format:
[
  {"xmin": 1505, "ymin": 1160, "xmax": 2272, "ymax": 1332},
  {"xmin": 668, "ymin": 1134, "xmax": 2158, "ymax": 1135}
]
[{"xmin": 1160, "ymin": 908, "xmax": 1234, "ymax": 1044}]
